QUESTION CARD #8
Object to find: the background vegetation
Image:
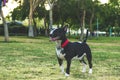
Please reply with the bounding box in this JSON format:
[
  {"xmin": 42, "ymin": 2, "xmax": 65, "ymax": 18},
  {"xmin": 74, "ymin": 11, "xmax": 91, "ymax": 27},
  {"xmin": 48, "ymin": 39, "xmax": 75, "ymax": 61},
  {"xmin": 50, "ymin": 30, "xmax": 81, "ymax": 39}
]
[{"xmin": 0, "ymin": 0, "xmax": 120, "ymax": 41}]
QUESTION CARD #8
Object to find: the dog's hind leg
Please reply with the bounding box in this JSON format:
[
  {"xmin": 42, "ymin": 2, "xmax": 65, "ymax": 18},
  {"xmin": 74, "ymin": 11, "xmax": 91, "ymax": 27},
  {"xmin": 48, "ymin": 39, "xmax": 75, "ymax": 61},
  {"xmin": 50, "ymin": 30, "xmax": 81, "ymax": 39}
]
[
  {"xmin": 80, "ymin": 58, "xmax": 87, "ymax": 73},
  {"xmin": 86, "ymin": 52, "xmax": 92, "ymax": 74},
  {"xmin": 57, "ymin": 57, "xmax": 64, "ymax": 73}
]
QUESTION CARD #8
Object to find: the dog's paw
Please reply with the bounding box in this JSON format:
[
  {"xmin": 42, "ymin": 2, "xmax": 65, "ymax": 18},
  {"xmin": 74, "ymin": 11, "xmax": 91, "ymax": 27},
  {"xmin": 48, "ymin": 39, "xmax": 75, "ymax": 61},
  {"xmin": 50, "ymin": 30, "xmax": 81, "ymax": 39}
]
[
  {"xmin": 82, "ymin": 68, "xmax": 86, "ymax": 73},
  {"xmin": 89, "ymin": 68, "xmax": 92, "ymax": 74},
  {"xmin": 60, "ymin": 66, "xmax": 64, "ymax": 74},
  {"xmin": 65, "ymin": 73, "xmax": 70, "ymax": 77},
  {"xmin": 82, "ymin": 64, "xmax": 86, "ymax": 73}
]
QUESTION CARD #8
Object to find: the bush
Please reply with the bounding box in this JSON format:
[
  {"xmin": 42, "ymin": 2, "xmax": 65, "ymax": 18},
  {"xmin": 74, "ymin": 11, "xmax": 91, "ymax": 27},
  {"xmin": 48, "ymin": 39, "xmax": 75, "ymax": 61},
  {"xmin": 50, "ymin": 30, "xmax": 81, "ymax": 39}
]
[{"xmin": 0, "ymin": 22, "xmax": 28, "ymax": 36}]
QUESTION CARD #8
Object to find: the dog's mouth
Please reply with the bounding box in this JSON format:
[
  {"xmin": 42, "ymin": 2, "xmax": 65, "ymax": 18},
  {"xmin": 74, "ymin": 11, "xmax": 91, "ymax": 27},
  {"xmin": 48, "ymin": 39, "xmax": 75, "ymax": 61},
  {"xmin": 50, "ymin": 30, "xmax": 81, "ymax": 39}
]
[{"xmin": 50, "ymin": 36, "xmax": 60, "ymax": 41}]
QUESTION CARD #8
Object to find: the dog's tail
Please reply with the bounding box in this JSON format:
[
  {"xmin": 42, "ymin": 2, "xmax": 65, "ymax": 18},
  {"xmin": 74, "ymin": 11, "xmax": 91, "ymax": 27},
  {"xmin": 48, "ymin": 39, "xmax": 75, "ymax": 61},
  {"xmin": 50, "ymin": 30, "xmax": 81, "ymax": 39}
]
[{"xmin": 83, "ymin": 29, "xmax": 89, "ymax": 43}]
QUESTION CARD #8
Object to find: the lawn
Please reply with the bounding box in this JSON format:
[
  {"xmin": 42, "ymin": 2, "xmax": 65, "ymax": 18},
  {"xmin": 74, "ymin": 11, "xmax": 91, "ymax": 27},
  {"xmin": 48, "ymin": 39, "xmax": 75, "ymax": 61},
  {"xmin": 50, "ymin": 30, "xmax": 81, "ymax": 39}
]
[{"xmin": 0, "ymin": 36, "xmax": 120, "ymax": 80}]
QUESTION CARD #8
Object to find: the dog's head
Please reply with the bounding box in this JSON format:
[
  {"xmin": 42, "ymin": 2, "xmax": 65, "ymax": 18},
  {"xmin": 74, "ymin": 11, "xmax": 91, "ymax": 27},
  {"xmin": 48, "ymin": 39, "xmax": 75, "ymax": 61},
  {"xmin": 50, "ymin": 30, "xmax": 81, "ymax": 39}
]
[{"xmin": 50, "ymin": 26, "xmax": 67, "ymax": 41}]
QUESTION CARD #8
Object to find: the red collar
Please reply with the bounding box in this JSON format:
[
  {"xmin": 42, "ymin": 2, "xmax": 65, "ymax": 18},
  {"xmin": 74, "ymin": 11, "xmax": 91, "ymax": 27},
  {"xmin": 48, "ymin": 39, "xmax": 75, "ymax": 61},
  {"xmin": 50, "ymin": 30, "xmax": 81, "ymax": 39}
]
[{"xmin": 61, "ymin": 39, "xmax": 69, "ymax": 48}]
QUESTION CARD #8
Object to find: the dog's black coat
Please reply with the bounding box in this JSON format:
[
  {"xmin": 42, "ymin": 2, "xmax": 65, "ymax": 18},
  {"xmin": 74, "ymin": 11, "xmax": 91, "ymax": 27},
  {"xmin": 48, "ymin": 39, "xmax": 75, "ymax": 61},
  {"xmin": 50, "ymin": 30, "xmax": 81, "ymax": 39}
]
[{"xmin": 50, "ymin": 26, "xmax": 92, "ymax": 76}]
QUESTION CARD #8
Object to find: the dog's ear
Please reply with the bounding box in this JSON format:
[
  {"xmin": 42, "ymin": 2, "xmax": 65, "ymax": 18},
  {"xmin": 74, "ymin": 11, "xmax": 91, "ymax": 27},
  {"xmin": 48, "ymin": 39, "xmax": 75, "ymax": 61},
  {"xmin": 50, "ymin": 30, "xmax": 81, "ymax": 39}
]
[{"xmin": 63, "ymin": 25, "xmax": 68, "ymax": 32}]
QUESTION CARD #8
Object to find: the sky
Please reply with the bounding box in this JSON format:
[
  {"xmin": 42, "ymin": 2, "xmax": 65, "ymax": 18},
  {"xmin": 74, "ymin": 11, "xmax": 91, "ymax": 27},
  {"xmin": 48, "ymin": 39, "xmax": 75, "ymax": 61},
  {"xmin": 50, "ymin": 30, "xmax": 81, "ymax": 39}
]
[
  {"xmin": 100, "ymin": 0, "xmax": 109, "ymax": 4},
  {"xmin": 2, "ymin": 0, "xmax": 18, "ymax": 17},
  {"xmin": 2, "ymin": 0, "xmax": 109, "ymax": 17}
]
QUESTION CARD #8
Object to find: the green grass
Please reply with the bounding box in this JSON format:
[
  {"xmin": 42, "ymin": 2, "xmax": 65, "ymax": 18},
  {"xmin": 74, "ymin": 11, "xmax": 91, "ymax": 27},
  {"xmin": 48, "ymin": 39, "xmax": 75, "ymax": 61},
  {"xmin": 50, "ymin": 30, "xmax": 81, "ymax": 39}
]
[{"xmin": 0, "ymin": 36, "xmax": 120, "ymax": 80}]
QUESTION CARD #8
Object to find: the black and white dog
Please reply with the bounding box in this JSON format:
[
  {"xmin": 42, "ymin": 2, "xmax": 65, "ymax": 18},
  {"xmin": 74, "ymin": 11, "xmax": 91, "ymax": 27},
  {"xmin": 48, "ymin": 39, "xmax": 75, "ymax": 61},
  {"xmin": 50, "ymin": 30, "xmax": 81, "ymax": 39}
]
[{"xmin": 50, "ymin": 26, "xmax": 92, "ymax": 76}]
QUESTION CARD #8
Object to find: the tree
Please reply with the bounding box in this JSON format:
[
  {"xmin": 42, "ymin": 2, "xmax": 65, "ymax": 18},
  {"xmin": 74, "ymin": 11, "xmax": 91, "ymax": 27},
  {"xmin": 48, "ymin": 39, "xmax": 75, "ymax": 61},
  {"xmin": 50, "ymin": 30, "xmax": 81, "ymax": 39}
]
[
  {"xmin": 12, "ymin": 0, "xmax": 120, "ymax": 37},
  {"xmin": 12, "ymin": 0, "xmax": 29, "ymax": 21},
  {"xmin": 74, "ymin": 0, "xmax": 87, "ymax": 41},
  {"xmin": 46, "ymin": 0, "xmax": 54, "ymax": 30},
  {"xmin": 28, "ymin": 0, "xmax": 44, "ymax": 37},
  {"xmin": 95, "ymin": 0, "xmax": 120, "ymax": 35},
  {"xmin": 86, "ymin": 0, "xmax": 99, "ymax": 35},
  {"xmin": 80, "ymin": 1, "xmax": 86, "ymax": 41},
  {"xmin": 0, "ymin": 0, "xmax": 9, "ymax": 42}
]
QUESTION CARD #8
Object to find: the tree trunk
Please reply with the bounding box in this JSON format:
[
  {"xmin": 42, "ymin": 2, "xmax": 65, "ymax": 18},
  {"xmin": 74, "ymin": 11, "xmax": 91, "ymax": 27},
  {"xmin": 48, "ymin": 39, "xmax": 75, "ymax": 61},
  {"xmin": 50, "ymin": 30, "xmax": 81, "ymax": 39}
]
[
  {"xmin": 28, "ymin": 0, "xmax": 44, "ymax": 37},
  {"xmin": 49, "ymin": 9, "xmax": 53, "ymax": 30},
  {"xmin": 28, "ymin": 0, "xmax": 34, "ymax": 37},
  {"xmin": 80, "ymin": 10, "xmax": 86, "ymax": 41},
  {"xmin": 0, "ymin": 9, "xmax": 9, "ymax": 42},
  {"xmin": 44, "ymin": 17, "xmax": 48, "ymax": 36},
  {"xmin": 33, "ymin": 17, "xmax": 37, "ymax": 36},
  {"xmin": 89, "ymin": 10, "xmax": 94, "ymax": 36}
]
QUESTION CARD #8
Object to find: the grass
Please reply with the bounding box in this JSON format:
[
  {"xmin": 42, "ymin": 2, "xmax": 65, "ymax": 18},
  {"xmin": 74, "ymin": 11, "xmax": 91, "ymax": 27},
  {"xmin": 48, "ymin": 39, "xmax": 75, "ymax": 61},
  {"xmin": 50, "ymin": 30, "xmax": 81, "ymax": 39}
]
[{"xmin": 0, "ymin": 36, "xmax": 120, "ymax": 80}]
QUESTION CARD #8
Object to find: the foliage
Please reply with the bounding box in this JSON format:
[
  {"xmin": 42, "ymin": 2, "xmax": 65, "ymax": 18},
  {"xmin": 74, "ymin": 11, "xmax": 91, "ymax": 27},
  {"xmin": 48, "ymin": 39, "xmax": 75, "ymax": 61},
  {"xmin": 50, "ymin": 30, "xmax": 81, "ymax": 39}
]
[
  {"xmin": 12, "ymin": 0, "xmax": 29, "ymax": 21},
  {"xmin": 11, "ymin": 0, "xmax": 120, "ymax": 35},
  {"xmin": 0, "ymin": 22, "xmax": 28, "ymax": 36}
]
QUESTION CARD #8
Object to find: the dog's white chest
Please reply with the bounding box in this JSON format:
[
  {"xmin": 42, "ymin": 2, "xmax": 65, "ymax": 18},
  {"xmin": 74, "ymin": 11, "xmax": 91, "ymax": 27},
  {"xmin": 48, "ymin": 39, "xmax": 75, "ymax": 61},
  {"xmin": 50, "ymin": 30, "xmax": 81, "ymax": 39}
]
[{"xmin": 56, "ymin": 48, "xmax": 65, "ymax": 59}]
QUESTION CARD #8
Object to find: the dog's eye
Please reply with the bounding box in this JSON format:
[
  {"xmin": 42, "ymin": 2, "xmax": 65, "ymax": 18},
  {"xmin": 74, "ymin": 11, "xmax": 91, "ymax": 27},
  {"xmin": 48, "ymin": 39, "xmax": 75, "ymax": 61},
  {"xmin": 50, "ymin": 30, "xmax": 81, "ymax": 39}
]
[
  {"xmin": 53, "ymin": 34, "xmax": 57, "ymax": 37},
  {"xmin": 49, "ymin": 34, "xmax": 52, "ymax": 37},
  {"xmin": 49, "ymin": 33, "xmax": 57, "ymax": 37}
]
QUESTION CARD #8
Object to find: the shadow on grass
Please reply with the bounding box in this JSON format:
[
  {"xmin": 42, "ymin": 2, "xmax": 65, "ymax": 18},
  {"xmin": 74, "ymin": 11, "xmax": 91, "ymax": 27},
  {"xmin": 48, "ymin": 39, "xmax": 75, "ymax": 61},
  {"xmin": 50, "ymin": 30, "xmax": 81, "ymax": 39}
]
[
  {"xmin": 72, "ymin": 73, "xmax": 95, "ymax": 80},
  {"xmin": 0, "ymin": 41, "xmax": 21, "ymax": 43}
]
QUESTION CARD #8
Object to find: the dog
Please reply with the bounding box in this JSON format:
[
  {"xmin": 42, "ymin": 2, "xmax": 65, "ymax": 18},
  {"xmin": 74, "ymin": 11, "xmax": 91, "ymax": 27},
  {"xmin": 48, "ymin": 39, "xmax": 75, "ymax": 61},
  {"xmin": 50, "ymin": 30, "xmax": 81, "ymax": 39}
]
[{"xmin": 49, "ymin": 26, "xmax": 92, "ymax": 76}]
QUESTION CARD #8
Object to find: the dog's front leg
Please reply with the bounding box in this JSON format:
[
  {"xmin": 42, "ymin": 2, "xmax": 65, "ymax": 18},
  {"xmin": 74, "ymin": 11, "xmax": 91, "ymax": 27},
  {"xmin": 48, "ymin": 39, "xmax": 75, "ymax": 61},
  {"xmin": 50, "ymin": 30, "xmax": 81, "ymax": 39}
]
[
  {"xmin": 57, "ymin": 57, "xmax": 64, "ymax": 73},
  {"xmin": 65, "ymin": 60, "xmax": 71, "ymax": 76}
]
